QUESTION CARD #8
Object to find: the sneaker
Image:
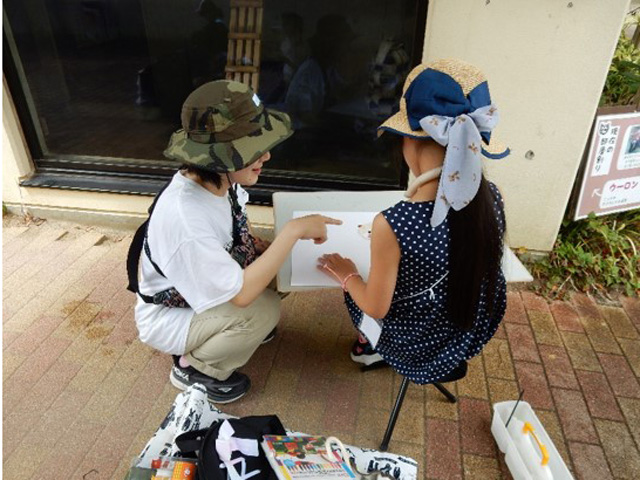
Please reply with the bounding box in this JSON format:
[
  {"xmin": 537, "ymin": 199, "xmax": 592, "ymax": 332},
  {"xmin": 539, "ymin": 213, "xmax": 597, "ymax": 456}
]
[
  {"xmin": 169, "ymin": 365, "xmax": 251, "ymax": 404},
  {"xmin": 261, "ymin": 327, "xmax": 277, "ymax": 344},
  {"xmin": 350, "ymin": 337, "xmax": 385, "ymax": 366}
]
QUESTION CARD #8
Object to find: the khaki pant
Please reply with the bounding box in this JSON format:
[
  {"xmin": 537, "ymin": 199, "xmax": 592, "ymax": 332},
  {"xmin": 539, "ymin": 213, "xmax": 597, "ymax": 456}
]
[{"xmin": 184, "ymin": 288, "xmax": 281, "ymax": 380}]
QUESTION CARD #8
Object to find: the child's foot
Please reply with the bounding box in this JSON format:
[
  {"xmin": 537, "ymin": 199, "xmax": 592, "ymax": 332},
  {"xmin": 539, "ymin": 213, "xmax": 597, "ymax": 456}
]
[{"xmin": 350, "ymin": 337, "xmax": 385, "ymax": 366}]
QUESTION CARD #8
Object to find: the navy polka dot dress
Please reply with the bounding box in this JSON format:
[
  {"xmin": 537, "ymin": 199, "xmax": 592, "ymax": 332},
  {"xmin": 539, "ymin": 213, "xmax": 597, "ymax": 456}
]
[{"xmin": 345, "ymin": 183, "xmax": 507, "ymax": 385}]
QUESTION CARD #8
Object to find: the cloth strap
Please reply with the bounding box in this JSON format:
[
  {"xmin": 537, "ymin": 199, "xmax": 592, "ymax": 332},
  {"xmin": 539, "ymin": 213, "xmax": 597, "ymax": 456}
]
[
  {"xmin": 418, "ymin": 104, "xmax": 499, "ymax": 227},
  {"xmin": 216, "ymin": 420, "xmax": 261, "ymax": 480}
]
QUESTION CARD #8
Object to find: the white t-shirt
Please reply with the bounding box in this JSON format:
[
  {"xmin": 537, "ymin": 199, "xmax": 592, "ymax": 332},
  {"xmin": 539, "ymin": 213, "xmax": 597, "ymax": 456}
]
[{"xmin": 134, "ymin": 172, "xmax": 249, "ymax": 354}]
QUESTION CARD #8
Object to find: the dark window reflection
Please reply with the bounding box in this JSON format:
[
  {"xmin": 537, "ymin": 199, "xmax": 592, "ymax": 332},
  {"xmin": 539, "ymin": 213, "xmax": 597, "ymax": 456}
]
[{"xmin": 5, "ymin": 0, "xmax": 420, "ymax": 185}]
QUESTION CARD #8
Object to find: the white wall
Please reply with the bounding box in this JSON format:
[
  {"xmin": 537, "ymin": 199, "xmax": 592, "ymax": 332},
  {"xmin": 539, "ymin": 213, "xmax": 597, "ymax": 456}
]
[{"xmin": 423, "ymin": 0, "xmax": 629, "ymax": 250}]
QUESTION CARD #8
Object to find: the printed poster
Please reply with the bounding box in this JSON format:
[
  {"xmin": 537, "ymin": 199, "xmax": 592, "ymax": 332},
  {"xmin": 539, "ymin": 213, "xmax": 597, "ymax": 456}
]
[{"xmin": 575, "ymin": 111, "xmax": 640, "ymax": 219}]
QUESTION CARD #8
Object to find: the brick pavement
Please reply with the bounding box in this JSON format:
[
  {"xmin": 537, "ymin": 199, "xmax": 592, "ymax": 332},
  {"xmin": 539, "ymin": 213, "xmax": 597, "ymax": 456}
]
[{"xmin": 3, "ymin": 217, "xmax": 640, "ymax": 479}]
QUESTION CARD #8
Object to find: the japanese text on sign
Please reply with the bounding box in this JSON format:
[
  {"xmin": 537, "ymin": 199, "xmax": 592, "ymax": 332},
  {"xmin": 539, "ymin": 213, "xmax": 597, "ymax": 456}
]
[{"xmin": 591, "ymin": 121, "xmax": 620, "ymax": 177}]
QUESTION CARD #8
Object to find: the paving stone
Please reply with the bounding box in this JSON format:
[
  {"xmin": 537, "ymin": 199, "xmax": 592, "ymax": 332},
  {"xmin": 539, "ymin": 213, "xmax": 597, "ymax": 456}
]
[
  {"xmin": 3, "ymin": 227, "xmax": 69, "ymax": 288},
  {"xmin": 493, "ymin": 322, "xmax": 507, "ymax": 339},
  {"xmin": 487, "ymin": 378, "xmax": 519, "ymax": 404},
  {"xmin": 355, "ymin": 407, "xmax": 389, "ymax": 443},
  {"xmin": 331, "ymin": 334, "xmax": 360, "ymax": 377},
  {"xmin": 561, "ymin": 331, "xmax": 602, "ymax": 372},
  {"xmin": 619, "ymin": 338, "xmax": 640, "ymax": 377},
  {"xmin": 619, "ymin": 398, "xmax": 640, "ymax": 449},
  {"xmin": 8, "ymin": 389, "xmax": 93, "ymax": 468},
  {"xmin": 393, "ymin": 396, "xmax": 425, "ymax": 445},
  {"xmin": 456, "ymin": 355, "xmax": 488, "ymax": 399},
  {"xmin": 461, "ymin": 454, "xmax": 501, "ymax": 479},
  {"xmin": 482, "ymin": 338, "xmax": 516, "ymax": 380},
  {"xmin": 2, "ymin": 225, "xmax": 45, "ymax": 261},
  {"xmin": 598, "ymin": 353, "xmax": 640, "ymax": 398},
  {"xmin": 2, "ymin": 336, "xmax": 72, "ymax": 415},
  {"xmin": 514, "ymin": 361, "xmax": 553, "ymax": 409},
  {"xmin": 521, "ymin": 291, "xmax": 550, "ymax": 313},
  {"xmin": 2, "ymin": 225, "xmax": 29, "ymax": 246},
  {"xmin": 620, "ymin": 296, "xmax": 640, "ymax": 329},
  {"xmin": 528, "ymin": 310, "xmax": 563, "ymax": 346},
  {"xmin": 552, "ymin": 388, "xmax": 599, "ymax": 444},
  {"xmin": 53, "ymin": 300, "xmax": 103, "ymax": 341},
  {"xmin": 39, "ymin": 421, "xmax": 106, "ymax": 480},
  {"xmin": 594, "ymin": 418, "xmax": 640, "ymax": 479},
  {"xmin": 581, "ymin": 316, "xmax": 621, "ymax": 354},
  {"xmin": 600, "ymin": 305, "xmax": 639, "ymax": 339},
  {"xmin": 360, "ymin": 367, "xmax": 394, "ymax": 411},
  {"xmin": 539, "ymin": 344, "xmax": 580, "ymax": 390},
  {"xmin": 459, "ymin": 398, "xmax": 495, "ymax": 457},
  {"xmin": 322, "ymin": 377, "xmax": 360, "ymax": 435},
  {"xmin": 504, "ymin": 291, "xmax": 528, "ymax": 324},
  {"xmin": 272, "ymin": 327, "xmax": 310, "ymax": 373},
  {"xmin": 3, "ymin": 232, "xmax": 111, "ymax": 333},
  {"xmin": 537, "ymin": 410, "xmax": 571, "ymax": 470},
  {"xmin": 426, "ymin": 419, "xmax": 461, "ymax": 480},
  {"xmin": 2, "ymin": 444, "xmax": 50, "ymax": 480},
  {"xmin": 568, "ymin": 442, "xmax": 613, "ymax": 480},
  {"xmin": 426, "ymin": 383, "xmax": 459, "ymax": 421},
  {"xmin": 505, "ymin": 323, "xmax": 540, "ymax": 363},
  {"xmin": 572, "ymin": 293, "xmax": 602, "ymax": 321},
  {"xmin": 295, "ymin": 351, "xmax": 335, "ymax": 400},
  {"xmin": 79, "ymin": 342, "xmax": 154, "ymax": 423},
  {"xmin": 262, "ymin": 368, "xmax": 299, "ymax": 406},
  {"xmin": 550, "ymin": 300, "xmax": 584, "ymax": 332},
  {"xmin": 575, "ymin": 370, "xmax": 623, "ymax": 421},
  {"xmin": 2, "ymin": 352, "xmax": 24, "ymax": 382},
  {"xmin": 5, "ymin": 315, "xmax": 64, "ymax": 357}
]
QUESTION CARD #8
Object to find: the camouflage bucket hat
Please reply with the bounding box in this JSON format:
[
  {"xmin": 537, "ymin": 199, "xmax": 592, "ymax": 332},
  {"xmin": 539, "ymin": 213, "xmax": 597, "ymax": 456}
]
[{"xmin": 164, "ymin": 80, "xmax": 293, "ymax": 172}]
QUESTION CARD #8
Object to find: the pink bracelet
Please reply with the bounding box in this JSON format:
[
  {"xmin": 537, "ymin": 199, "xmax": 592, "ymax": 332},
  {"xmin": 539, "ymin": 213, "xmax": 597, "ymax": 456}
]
[{"xmin": 341, "ymin": 273, "xmax": 361, "ymax": 291}]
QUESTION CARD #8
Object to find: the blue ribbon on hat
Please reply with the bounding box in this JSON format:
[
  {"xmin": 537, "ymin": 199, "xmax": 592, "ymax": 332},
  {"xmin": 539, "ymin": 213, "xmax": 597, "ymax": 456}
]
[{"xmin": 418, "ymin": 104, "xmax": 500, "ymax": 227}]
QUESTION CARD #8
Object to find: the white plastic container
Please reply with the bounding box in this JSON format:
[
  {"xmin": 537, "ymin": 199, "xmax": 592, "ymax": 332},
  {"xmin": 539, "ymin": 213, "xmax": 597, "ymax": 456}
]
[{"xmin": 491, "ymin": 401, "xmax": 574, "ymax": 480}]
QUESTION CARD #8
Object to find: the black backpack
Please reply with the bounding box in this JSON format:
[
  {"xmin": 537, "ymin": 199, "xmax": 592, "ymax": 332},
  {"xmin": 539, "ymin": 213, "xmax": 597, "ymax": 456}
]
[{"xmin": 175, "ymin": 415, "xmax": 286, "ymax": 480}]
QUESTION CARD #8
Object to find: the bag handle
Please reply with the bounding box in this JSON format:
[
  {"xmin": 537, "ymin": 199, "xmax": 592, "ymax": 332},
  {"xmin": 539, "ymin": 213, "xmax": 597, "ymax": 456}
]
[{"xmin": 175, "ymin": 428, "xmax": 210, "ymax": 456}]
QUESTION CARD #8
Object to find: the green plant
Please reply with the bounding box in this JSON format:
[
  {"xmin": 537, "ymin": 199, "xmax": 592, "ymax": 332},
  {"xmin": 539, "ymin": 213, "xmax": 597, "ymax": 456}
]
[
  {"xmin": 601, "ymin": 15, "xmax": 640, "ymax": 106},
  {"xmin": 525, "ymin": 210, "xmax": 640, "ymax": 300}
]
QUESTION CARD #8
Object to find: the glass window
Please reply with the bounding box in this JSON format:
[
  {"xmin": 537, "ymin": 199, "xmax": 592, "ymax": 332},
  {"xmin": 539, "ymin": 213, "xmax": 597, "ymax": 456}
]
[{"xmin": 4, "ymin": 0, "xmax": 425, "ymax": 189}]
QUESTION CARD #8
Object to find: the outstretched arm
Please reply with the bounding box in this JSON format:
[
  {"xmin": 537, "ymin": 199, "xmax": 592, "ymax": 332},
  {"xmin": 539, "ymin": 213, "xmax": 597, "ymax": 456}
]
[
  {"xmin": 319, "ymin": 213, "xmax": 400, "ymax": 318},
  {"xmin": 231, "ymin": 215, "xmax": 342, "ymax": 307}
]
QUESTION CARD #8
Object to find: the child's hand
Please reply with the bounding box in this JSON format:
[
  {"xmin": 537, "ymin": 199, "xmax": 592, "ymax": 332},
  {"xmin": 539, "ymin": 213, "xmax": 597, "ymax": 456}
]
[{"xmin": 317, "ymin": 253, "xmax": 358, "ymax": 283}]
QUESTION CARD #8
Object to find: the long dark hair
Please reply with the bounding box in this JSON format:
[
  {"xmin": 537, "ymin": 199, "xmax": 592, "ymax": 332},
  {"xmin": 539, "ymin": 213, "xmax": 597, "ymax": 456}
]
[{"xmin": 447, "ymin": 176, "xmax": 504, "ymax": 330}]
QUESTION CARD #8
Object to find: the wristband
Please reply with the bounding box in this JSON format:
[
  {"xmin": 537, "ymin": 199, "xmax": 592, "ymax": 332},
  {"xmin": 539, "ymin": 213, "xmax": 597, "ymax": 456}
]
[{"xmin": 341, "ymin": 273, "xmax": 360, "ymax": 291}]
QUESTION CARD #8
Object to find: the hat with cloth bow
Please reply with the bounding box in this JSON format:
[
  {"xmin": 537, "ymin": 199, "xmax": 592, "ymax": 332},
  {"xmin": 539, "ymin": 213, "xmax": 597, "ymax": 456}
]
[{"xmin": 379, "ymin": 58, "xmax": 510, "ymax": 227}]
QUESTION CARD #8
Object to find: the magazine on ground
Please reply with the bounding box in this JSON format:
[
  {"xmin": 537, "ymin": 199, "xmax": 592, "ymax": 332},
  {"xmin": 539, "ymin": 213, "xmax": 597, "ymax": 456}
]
[{"xmin": 261, "ymin": 435, "xmax": 356, "ymax": 480}]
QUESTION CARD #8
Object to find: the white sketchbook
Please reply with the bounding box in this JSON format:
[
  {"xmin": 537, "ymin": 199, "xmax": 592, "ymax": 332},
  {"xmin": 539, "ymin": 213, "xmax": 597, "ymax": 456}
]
[{"xmin": 291, "ymin": 211, "xmax": 378, "ymax": 287}]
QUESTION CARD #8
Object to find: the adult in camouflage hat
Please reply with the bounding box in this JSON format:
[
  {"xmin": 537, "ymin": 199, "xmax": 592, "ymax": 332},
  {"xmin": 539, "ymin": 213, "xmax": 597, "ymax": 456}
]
[
  {"xmin": 164, "ymin": 80, "xmax": 293, "ymax": 172},
  {"xmin": 132, "ymin": 80, "xmax": 340, "ymax": 404}
]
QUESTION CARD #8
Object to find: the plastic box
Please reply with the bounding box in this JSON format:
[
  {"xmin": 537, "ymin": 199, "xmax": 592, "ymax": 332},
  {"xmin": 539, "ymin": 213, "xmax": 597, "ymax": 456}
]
[{"xmin": 491, "ymin": 401, "xmax": 574, "ymax": 480}]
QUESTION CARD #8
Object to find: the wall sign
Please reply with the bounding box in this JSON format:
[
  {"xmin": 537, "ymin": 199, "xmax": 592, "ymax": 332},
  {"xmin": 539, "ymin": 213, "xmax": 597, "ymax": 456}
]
[{"xmin": 574, "ymin": 111, "xmax": 640, "ymax": 220}]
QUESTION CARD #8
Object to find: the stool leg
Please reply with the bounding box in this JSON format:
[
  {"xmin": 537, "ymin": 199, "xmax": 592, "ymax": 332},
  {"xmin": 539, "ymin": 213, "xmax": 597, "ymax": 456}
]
[
  {"xmin": 433, "ymin": 382, "xmax": 457, "ymax": 403},
  {"xmin": 380, "ymin": 377, "xmax": 410, "ymax": 451}
]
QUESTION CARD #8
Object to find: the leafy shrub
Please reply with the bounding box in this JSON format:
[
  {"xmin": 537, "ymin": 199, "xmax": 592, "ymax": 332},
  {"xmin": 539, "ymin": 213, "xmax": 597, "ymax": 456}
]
[
  {"xmin": 525, "ymin": 210, "xmax": 640, "ymax": 300},
  {"xmin": 601, "ymin": 15, "xmax": 640, "ymax": 106}
]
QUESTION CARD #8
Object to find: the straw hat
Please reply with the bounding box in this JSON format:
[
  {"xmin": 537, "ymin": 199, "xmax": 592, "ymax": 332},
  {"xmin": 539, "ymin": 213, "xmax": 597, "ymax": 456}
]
[{"xmin": 378, "ymin": 59, "xmax": 509, "ymax": 159}]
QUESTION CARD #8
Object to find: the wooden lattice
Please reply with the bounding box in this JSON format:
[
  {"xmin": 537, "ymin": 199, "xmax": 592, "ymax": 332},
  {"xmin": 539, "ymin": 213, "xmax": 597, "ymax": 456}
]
[{"xmin": 225, "ymin": 0, "xmax": 263, "ymax": 92}]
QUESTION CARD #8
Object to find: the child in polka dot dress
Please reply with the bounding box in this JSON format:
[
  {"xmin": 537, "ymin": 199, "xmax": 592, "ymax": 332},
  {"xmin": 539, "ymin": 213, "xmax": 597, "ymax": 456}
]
[{"xmin": 318, "ymin": 59, "xmax": 509, "ymax": 384}]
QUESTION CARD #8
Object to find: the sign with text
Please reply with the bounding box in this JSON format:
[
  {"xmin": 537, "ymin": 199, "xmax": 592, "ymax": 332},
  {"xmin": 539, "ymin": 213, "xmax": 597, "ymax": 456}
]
[{"xmin": 575, "ymin": 111, "xmax": 640, "ymax": 219}]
